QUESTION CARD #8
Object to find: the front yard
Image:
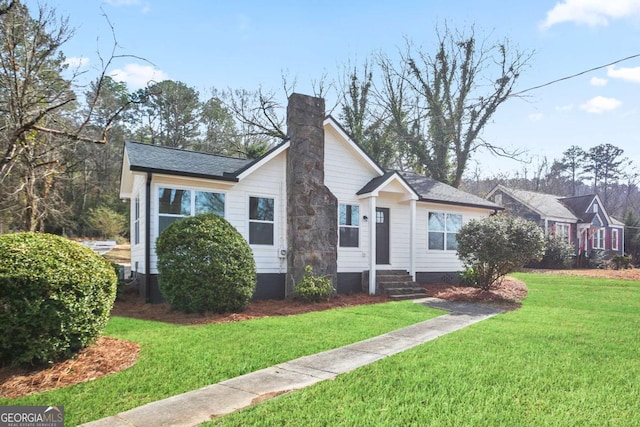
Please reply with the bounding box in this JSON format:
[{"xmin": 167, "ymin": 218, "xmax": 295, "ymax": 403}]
[
  {"xmin": 0, "ymin": 300, "xmax": 439, "ymax": 426},
  {"xmin": 2, "ymin": 270, "xmax": 639, "ymax": 426},
  {"xmin": 206, "ymin": 272, "xmax": 640, "ymax": 426}
]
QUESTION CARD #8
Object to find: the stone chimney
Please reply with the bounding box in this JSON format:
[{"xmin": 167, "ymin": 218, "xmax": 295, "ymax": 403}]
[{"xmin": 285, "ymin": 93, "xmax": 338, "ymax": 297}]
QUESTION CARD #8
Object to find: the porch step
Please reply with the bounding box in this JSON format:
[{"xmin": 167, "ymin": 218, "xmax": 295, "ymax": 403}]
[
  {"xmin": 362, "ymin": 270, "xmax": 427, "ymax": 299},
  {"xmin": 388, "ymin": 293, "xmax": 429, "ymax": 301}
]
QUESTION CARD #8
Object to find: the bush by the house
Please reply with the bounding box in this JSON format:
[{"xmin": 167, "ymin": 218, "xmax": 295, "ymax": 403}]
[
  {"xmin": 0, "ymin": 233, "xmax": 117, "ymax": 366},
  {"xmin": 294, "ymin": 265, "xmax": 334, "ymax": 302},
  {"xmin": 536, "ymin": 235, "xmax": 575, "ymax": 269},
  {"xmin": 457, "ymin": 214, "xmax": 545, "ymax": 291},
  {"xmin": 586, "ymin": 249, "xmax": 607, "ymax": 269},
  {"xmin": 610, "ymin": 255, "xmax": 632, "ymax": 270},
  {"xmin": 156, "ymin": 213, "xmax": 256, "ymax": 313},
  {"xmin": 459, "ymin": 267, "xmax": 479, "ymax": 287}
]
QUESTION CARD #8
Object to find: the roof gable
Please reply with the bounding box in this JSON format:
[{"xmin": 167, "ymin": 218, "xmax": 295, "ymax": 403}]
[
  {"xmin": 323, "ymin": 116, "xmax": 385, "ymax": 176},
  {"xmin": 357, "ymin": 171, "xmax": 418, "ymax": 200},
  {"xmin": 559, "ymin": 194, "xmax": 596, "ymax": 217},
  {"xmin": 235, "ymin": 140, "xmax": 289, "ymax": 180}
]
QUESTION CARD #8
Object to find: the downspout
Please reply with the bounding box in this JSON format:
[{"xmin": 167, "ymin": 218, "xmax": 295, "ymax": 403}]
[{"xmin": 145, "ymin": 172, "xmax": 152, "ymax": 303}]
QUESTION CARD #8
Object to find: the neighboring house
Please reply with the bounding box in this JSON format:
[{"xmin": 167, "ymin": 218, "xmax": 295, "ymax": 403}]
[
  {"xmin": 119, "ymin": 93, "xmax": 502, "ymax": 303},
  {"xmin": 486, "ymin": 185, "xmax": 625, "ymax": 262}
]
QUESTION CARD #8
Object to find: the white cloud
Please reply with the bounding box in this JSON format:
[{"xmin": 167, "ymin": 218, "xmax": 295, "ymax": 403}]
[
  {"xmin": 528, "ymin": 113, "xmax": 544, "ymax": 121},
  {"xmin": 607, "ymin": 65, "xmax": 640, "ymax": 83},
  {"xmin": 579, "ymin": 96, "xmax": 622, "ymax": 113},
  {"xmin": 109, "ymin": 63, "xmax": 169, "ymax": 90},
  {"xmin": 64, "ymin": 56, "xmax": 90, "ymax": 69},
  {"xmin": 540, "ymin": 0, "xmax": 640, "ymax": 29},
  {"xmin": 590, "ymin": 76, "xmax": 608, "ymax": 86},
  {"xmin": 104, "ymin": 0, "xmax": 151, "ymax": 13},
  {"xmin": 555, "ymin": 104, "xmax": 574, "ymax": 112}
]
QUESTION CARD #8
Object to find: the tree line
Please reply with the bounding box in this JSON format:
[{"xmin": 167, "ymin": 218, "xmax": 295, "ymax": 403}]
[{"xmin": 2, "ymin": 0, "xmax": 638, "ymax": 259}]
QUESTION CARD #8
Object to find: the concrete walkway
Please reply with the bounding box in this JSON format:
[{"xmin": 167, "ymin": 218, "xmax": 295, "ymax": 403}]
[{"xmin": 82, "ymin": 298, "xmax": 503, "ymax": 427}]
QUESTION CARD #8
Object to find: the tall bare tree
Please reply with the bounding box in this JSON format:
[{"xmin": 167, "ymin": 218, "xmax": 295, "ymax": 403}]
[
  {"xmin": 0, "ymin": 1, "xmax": 142, "ymax": 232},
  {"xmin": 339, "ymin": 62, "xmax": 400, "ymax": 168},
  {"xmin": 402, "ymin": 27, "xmax": 531, "ymax": 186}
]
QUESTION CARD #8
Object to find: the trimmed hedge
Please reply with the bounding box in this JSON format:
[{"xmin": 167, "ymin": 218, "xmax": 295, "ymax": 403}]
[
  {"xmin": 156, "ymin": 213, "xmax": 257, "ymax": 313},
  {"xmin": 0, "ymin": 233, "xmax": 118, "ymax": 366}
]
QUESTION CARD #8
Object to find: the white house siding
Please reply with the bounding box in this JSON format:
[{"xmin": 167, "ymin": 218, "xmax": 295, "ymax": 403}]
[
  {"xmin": 414, "ymin": 203, "xmax": 490, "ymax": 273},
  {"xmin": 130, "ymin": 174, "xmax": 147, "ymax": 275},
  {"xmin": 324, "ymin": 125, "xmax": 380, "ymax": 273},
  {"xmin": 144, "ymin": 151, "xmax": 288, "ymax": 275},
  {"xmin": 228, "ymin": 150, "xmax": 288, "ymax": 274}
]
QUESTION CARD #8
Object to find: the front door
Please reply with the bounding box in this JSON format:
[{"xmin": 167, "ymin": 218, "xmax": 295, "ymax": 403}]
[{"xmin": 376, "ymin": 207, "xmax": 390, "ymax": 265}]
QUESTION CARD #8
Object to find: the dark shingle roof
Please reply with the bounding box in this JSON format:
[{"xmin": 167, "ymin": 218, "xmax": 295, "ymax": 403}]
[
  {"xmin": 496, "ymin": 186, "xmax": 578, "ymax": 220},
  {"xmin": 356, "ymin": 171, "xmax": 398, "ymax": 195},
  {"xmin": 400, "ymin": 171, "xmax": 502, "ymax": 210},
  {"xmin": 125, "ymin": 141, "xmax": 253, "ymax": 180},
  {"xmin": 559, "ymin": 194, "xmax": 597, "ymax": 220}
]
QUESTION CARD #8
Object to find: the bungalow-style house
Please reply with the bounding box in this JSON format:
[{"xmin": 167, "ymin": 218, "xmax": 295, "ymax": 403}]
[
  {"xmin": 119, "ymin": 93, "xmax": 502, "ymax": 302},
  {"xmin": 486, "ymin": 185, "xmax": 625, "ymax": 261}
]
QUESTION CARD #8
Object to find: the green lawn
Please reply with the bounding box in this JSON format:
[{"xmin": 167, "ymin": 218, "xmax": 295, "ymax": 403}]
[
  {"xmin": 0, "ymin": 300, "xmax": 440, "ymax": 426},
  {"xmin": 206, "ymin": 273, "xmax": 640, "ymax": 427}
]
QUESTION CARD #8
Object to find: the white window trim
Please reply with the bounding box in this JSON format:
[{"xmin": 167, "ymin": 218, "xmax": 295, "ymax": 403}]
[
  {"xmin": 338, "ymin": 203, "xmax": 360, "ymax": 249},
  {"xmin": 155, "ymin": 184, "xmax": 227, "ymax": 239},
  {"xmin": 593, "ymin": 228, "xmax": 606, "ymax": 249},
  {"xmin": 556, "ymin": 223, "xmax": 570, "ymax": 242},
  {"xmin": 612, "ymin": 229, "xmax": 619, "ymax": 251},
  {"xmin": 248, "ymin": 194, "xmax": 276, "ymax": 246},
  {"xmin": 427, "ymin": 211, "xmax": 463, "ymax": 252}
]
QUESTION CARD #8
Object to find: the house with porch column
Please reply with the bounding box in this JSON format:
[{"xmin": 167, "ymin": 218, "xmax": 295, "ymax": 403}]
[{"xmin": 119, "ymin": 93, "xmax": 502, "ymax": 302}]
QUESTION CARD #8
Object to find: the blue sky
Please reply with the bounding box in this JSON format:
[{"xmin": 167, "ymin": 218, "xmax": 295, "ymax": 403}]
[{"xmin": 27, "ymin": 0, "xmax": 640, "ymax": 177}]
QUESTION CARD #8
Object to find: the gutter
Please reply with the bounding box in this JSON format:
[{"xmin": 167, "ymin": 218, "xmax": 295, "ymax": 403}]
[
  {"xmin": 418, "ymin": 197, "xmax": 504, "ymax": 211},
  {"xmin": 129, "ymin": 166, "xmax": 239, "ymax": 183}
]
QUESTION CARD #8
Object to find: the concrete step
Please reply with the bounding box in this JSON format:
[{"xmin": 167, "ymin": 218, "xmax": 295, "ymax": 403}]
[
  {"xmin": 376, "ymin": 275, "xmax": 413, "ymax": 283},
  {"xmin": 388, "ymin": 292, "xmax": 429, "ymax": 301},
  {"xmin": 362, "ymin": 270, "xmax": 418, "ymax": 296},
  {"xmin": 380, "ymin": 281, "xmax": 419, "ymax": 289},
  {"xmin": 384, "ymin": 286, "xmax": 426, "ymax": 295}
]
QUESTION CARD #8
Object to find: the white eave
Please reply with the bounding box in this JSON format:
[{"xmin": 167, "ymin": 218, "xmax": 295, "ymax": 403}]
[{"xmin": 236, "ymin": 141, "xmax": 290, "ymax": 181}]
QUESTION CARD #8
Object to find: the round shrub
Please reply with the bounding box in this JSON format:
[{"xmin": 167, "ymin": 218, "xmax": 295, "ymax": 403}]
[
  {"xmin": 0, "ymin": 233, "xmax": 118, "ymax": 366},
  {"xmin": 156, "ymin": 213, "xmax": 256, "ymax": 314},
  {"xmin": 457, "ymin": 214, "xmax": 545, "ymax": 290}
]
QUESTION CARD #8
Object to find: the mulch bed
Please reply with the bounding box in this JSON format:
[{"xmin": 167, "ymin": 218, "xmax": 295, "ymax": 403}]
[{"xmin": 0, "ymin": 337, "xmax": 140, "ymax": 399}]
